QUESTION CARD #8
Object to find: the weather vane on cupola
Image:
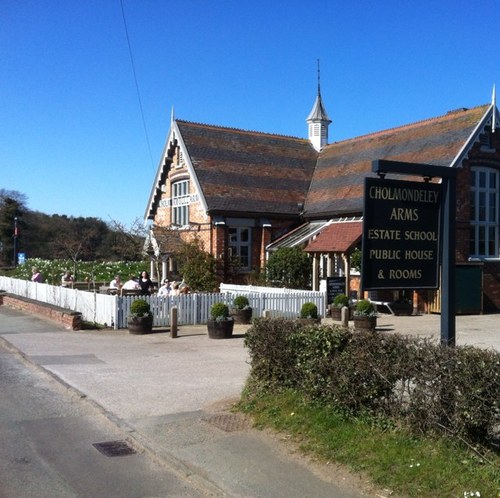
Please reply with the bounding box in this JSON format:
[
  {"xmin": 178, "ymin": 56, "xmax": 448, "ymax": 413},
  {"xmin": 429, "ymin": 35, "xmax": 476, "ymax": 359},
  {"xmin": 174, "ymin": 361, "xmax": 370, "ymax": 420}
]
[{"xmin": 306, "ymin": 59, "xmax": 332, "ymax": 151}]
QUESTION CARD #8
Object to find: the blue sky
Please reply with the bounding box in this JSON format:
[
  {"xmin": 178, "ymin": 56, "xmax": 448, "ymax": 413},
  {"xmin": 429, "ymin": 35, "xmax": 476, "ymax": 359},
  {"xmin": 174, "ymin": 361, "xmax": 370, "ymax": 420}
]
[{"xmin": 2, "ymin": 0, "xmax": 500, "ymax": 227}]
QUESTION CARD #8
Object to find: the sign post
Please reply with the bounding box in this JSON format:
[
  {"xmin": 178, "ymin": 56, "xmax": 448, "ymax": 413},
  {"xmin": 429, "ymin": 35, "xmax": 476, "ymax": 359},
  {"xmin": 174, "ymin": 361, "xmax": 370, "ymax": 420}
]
[{"xmin": 365, "ymin": 160, "xmax": 457, "ymax": 346}]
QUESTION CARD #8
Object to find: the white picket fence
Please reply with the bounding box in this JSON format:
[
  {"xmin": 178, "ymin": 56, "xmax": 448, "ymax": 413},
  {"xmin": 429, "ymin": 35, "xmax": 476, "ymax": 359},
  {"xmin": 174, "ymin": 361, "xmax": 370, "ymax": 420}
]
[
  {"xmin": 0, "ymin": 277, "xmax": 326, "ymax": 329},
  {"xmin": 0, "ymin": 276, "xmax": 117, "ymax": 327}
]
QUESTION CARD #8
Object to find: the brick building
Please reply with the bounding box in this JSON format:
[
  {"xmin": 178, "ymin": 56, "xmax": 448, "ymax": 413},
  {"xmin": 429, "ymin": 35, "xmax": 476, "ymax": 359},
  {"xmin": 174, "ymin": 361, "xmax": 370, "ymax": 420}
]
[{"xmin": 144, "ymin": 90, "xmax": 500, "ymax": 311}]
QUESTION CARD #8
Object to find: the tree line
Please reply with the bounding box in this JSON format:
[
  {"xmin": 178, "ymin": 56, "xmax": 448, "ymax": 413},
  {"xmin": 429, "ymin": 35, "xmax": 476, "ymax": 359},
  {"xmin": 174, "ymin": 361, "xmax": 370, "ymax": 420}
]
[
  {"xmin": 1, "ymin": 189, "xmax": 315, "ymax": 290},
  {"xmin": 0, "ymin": 189, "xmax": 146, "ymax": 267}
]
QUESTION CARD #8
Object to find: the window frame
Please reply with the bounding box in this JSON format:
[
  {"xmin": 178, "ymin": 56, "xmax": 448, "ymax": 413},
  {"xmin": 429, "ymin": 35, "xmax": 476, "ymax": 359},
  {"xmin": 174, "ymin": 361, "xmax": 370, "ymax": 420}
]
[
  {"xmin": 470, "ymin": 167, "xmax": 499, "ymax": 258},
  {"xmin": 171, "ymin": 179, "xmax": 190, "ymax": 227},
  {"xmin": 228, "ymin": 226, "xmax": 252, "ymax": 271}
]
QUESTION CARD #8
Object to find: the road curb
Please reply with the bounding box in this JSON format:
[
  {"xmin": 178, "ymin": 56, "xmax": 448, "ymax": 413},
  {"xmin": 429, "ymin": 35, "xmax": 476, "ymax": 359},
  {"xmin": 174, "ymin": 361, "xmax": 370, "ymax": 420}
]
[{"xmin": 0, "ymin": 335, "xmax": 228, "ymax": 497}]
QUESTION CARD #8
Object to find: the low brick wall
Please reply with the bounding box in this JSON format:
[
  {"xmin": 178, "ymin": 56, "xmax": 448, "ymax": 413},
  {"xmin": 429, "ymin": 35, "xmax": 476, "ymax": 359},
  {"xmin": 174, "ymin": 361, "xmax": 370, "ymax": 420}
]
[{"xmin": 0, "ymin": 293, "xmax": 83, "ymax": 330}]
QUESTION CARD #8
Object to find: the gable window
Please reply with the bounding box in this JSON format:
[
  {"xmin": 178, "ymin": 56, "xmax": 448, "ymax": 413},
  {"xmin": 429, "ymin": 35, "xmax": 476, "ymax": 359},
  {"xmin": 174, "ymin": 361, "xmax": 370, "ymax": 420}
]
[
  {"xmin": 229, "ymin": 227, "xmax": 251, "ymax": 270},
  {"xmin": 172, "ymin": 180, "xmax": 189, "ymax": 227},
  {"xmin": 470, "ymin": 167, "xmax": 499, "ymax": 257}
]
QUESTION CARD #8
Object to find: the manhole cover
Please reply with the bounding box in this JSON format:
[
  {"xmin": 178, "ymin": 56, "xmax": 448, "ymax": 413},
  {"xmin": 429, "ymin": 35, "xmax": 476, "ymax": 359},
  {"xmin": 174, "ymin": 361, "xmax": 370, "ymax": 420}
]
[
  {"xmin": 92, "ymin": 440, "xmax": 137, "ymax": 457},
  {"xmin": 204, "ymin": 413, "xmax": 251, "ymax": 432}
]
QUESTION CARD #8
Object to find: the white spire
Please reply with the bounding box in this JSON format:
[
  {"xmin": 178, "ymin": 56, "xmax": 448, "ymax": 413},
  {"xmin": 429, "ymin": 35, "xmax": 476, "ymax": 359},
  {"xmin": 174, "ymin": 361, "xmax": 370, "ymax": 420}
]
[
  {"xmin": 492, "ymin": 84, "xmax": 496, "ymax": 133},
  {"xmin": 306, "ymin": 60, "xmax": 331, "ymax": 151},
  {"xmin": 170, "ymin": 106, "xmax": 175, "ymax": 124}
]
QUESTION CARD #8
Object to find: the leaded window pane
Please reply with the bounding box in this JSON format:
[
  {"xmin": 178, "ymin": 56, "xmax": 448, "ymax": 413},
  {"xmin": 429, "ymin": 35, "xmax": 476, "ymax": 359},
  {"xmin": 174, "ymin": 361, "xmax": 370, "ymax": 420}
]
[
  {"xmin": 479, "ymin": 171, "xmax": 486, "ymax": 188},
  {"xmin": 489, "ymin": 226, "xmax": 497, "ymax": 256}
]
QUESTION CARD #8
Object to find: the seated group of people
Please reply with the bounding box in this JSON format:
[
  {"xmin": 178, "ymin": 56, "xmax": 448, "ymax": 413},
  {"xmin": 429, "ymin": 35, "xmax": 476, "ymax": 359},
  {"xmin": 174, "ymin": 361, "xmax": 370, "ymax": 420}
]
[
  {"xmin": 157, "ymin": 279, "xmax": 189, "ymax": 296},
  {"xmin": 109, "ymin": 272, "xmax": 190, "ymax": 296}
]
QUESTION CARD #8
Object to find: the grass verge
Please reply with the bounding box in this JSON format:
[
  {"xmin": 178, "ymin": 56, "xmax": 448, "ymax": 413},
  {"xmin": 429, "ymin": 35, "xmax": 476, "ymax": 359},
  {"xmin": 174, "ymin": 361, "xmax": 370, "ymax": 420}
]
[{"xmin": 237, "ymin": 387, "xmax": 500, "ymax": 498}]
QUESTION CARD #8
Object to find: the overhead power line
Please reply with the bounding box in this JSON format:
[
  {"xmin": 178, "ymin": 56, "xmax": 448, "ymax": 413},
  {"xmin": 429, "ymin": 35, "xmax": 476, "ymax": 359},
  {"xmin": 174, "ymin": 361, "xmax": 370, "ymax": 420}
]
[{"xmin": 120, "ymin": 0, "xmax": 155, "ymax": 170}]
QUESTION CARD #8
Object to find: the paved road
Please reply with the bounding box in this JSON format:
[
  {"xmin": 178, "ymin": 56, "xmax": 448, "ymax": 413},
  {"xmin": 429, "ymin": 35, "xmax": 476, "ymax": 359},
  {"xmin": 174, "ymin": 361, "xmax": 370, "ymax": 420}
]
[
  {"xmin": 2, "ymin": 305, "xmax": 498, "ymax": 497},
  {"xmin": 0, "ymin": 306, "xmax": 372, "ymax": 498},
  {"xmin": 0, "ymin": 341, "xmax": 209, "ymax": 498},
  {"xmin": 373, "ymin": 312, "xmax": 500, "ymax": 350}
]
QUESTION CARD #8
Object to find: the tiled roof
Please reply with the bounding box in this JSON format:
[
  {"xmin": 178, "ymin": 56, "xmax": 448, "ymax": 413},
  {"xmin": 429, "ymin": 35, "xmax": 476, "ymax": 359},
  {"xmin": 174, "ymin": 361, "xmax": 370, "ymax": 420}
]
[
  {"xmin": 176, "ymin": 121, "xmax": 318, "ymax": 216},
  {"xmin": 304, "ymin": 220, "xmax": 362, "ymax": 253},
  {"xmin": 305, "ymin": 105, "xmax": 489, "ymax": 218}
]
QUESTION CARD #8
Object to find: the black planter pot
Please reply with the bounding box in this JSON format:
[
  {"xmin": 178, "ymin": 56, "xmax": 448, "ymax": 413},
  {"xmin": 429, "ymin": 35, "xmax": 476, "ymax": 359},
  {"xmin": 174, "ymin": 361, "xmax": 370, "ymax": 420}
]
[
  {"xmin": 127, "ymin": 315, "xmax": 153, "ymax": 335},
  {"xmin": 391, "ymin": 302, "xmax": 413, "ymax": 316},
  {"xmin": 231, "ymin": 308, "xmax": 253, "ymax": 324},
  {"xmin": 207, "ymin": 319, "xmax": 234, "ymax": 339}
]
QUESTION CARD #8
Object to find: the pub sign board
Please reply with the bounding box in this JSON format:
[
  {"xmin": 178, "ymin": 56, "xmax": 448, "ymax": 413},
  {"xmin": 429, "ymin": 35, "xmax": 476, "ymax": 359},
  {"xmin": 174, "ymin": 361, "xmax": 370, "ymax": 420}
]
[{"xmin": 361, "ymin": 177, "xmax": 442, "ymax": 290}]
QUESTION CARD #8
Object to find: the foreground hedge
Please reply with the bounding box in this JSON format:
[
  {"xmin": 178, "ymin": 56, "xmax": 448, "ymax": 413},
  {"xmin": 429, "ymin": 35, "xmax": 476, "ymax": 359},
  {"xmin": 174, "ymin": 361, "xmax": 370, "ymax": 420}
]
[{"xmin": 244, "ymin": 318, "xmax": 500, "ymax": 450}]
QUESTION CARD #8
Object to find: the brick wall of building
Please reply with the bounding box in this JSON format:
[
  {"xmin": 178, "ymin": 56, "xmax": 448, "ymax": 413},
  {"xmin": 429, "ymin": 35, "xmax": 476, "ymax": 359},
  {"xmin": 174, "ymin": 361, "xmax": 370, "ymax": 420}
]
[{"xmin": 454, "ymin": 135, "xmax": 500, "ymax": 311}]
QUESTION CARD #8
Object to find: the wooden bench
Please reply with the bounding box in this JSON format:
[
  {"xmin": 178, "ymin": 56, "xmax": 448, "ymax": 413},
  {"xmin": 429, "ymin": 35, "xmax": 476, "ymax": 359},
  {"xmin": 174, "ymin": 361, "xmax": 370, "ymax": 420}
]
[{"xmin": 121, "ymin": 289, "xmax": 141, "ymax": 296}]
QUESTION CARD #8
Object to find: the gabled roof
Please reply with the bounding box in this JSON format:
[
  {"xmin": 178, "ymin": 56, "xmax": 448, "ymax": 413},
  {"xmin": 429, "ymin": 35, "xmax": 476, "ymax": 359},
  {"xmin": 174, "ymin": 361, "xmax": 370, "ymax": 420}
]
[
  {"xmin": 176, "ymin": 120, "xmax": 318, "ymax": 217},
  {"xmin": 305, "ymin": 105, "xmax": 491, "ymax": 218}
]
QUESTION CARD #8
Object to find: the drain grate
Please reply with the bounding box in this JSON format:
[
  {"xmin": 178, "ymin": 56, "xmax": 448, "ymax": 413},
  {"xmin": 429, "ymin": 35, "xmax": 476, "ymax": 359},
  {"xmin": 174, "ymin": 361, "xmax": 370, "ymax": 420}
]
[
  {"xmin": 92, "ymin": 440, "xmax": 137, "ymax": 457},
  {"xmin": 204, "ymin": 413, "xmax": 251, "ymax": 432}
]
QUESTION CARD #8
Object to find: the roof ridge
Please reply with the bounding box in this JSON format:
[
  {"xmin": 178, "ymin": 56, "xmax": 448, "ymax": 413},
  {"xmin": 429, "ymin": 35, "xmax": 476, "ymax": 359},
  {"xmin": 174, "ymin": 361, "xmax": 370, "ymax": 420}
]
[
  {"xmin": 331, "ymin": 103, "xmax": 489, "ymax": 145},
  {"xmin": 176, "ymin": 119, "xmax": 310, "ymax": 142}
]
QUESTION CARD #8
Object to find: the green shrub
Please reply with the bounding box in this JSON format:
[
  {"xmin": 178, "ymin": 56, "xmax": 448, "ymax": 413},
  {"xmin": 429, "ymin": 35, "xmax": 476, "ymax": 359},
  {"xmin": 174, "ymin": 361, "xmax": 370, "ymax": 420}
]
[
  {"xmin": 354, "ymin": 299, "xmax": 376, "ymax": 316},
  {"xmin": 333, "ymin": 293, "xmax": 349, "ymax": 308},
  {"xmin": 210, "ymin": 302, "xmax": 230, "ymax": 320},
  {"xmin": 244, "ymin": 318, "xmax": 500, "ymax": 451},
  {"xmin": 265, "ymin": 247, "xmax": 311, "ymax": 289},
  {"xmin": 233, "ymin": 295, "xmax": 250, "ymax": 309},
  {"xmin": 300, "ymin": 302, "xmax": 318, "ymax": 319},
  {"xmin": 130, "ymin": 299, "xmax": 151, "ymax": 317}
]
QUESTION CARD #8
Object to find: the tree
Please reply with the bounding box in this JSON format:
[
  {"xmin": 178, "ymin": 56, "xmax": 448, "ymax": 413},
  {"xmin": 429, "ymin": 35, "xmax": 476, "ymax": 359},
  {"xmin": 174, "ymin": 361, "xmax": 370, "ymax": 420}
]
[
  {"xmin": 265, "ymin": 247, "xmax": 311, "ymax": 289},
  {"xmin": 106, "ymin": 218, "xmax": 148, "ymax": 261},
  {"xmin": 176, "ymin": 237, "xmax": 218, "ymax": 292},
  {"xmin": 350, "ymin": 246, "xmax": 362, "ymax": 272},
  {"xmin": 0, "ymin": 190, "xmax": 27, "ymax": 266}
]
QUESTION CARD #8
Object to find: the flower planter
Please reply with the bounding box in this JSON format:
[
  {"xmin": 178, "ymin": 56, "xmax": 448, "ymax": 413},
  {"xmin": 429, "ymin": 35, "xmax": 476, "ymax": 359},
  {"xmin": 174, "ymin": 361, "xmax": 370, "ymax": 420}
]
[
  {"xmin": 207, "ymin": 319, "xmax": 234, "ymax": 339},
  {"xmin": 231, "ymin": 308, "xmax": 253, "ymax": 324},
  {"xmin": 390, "ymin": 302, "xmax": 413, "ymax": 316},
  {"xmin": 353, "ymin": 316, "xmax": 377, "ymax": 332},
  {"xmin": 330, "ymin": 306, "xmax": 352, "ymax": 321},
  {"xmin": 127, "ymin": 315, "xmax": 153, "ymax": 335}
]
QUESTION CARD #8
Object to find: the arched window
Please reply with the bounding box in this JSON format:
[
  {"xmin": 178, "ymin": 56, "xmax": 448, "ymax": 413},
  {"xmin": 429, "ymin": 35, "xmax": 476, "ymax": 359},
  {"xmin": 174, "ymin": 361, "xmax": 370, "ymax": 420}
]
[{"xmin": 470, "ymin": 167, "xmax": 499, "ymax": 257}]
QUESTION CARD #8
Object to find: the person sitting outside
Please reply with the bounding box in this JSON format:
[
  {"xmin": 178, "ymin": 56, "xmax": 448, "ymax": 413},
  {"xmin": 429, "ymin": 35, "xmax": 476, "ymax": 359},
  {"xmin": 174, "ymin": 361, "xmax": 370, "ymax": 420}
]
[
  {"xmin": 170, "ymin": 281, "xmax": 181, "ymax": 296},
  {"xmin": 157, "ymin": 279, "xmax": 171, "ymax": 296},
  {"xmin": 61, "ymin": 271, "xmax": 74, "ymax": 288},
  {"xmin": 31, "ymin": 267, "xmax": 43, "ymax": 283},
  {"xmin": 109, "ymin": 275, "xmax": 122, "ymax": 290},
  {"xmin": 121, "ymin": 275, "xmax": 140, "ymax": 295}
]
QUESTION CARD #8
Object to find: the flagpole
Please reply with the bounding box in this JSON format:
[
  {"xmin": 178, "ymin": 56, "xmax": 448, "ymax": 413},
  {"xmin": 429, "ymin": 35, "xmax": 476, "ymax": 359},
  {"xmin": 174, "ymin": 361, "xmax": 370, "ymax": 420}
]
[{"xmin": 13, "ymin": 217, "xmax": 18, "ymax": 267}]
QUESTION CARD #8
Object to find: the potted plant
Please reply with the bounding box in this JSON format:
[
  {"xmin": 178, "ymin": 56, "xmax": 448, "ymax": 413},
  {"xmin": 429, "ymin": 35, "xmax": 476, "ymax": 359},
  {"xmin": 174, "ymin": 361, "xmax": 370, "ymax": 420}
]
[
  {"xmin": 298, "ymin": 302, "xmax": 321, "ymax": 324},
  {"xmin": 390, "ymin": 297, "xmax": 413, "ymax": 316},
  {"xmin": 330, "ymin": 293, "xmax": 349, "ymax": 321},
  {"xmin": 231, "ymin": 295, "xmax": 253, "ymax": 324},
  {"xmin": 353, "ymin": 299, "xmax": 377, "ymax": 332},
  {"xmin": 207, "ymin": 302, "xmax": 234, "ymax": 339},
  {"xmin": 127, "ymin": 298, "xmax": 153, "ymax": 334}
]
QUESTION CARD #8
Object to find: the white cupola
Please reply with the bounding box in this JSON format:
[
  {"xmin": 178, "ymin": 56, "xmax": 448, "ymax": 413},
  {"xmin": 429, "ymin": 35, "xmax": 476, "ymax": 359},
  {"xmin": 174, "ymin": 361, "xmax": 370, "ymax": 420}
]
[{"xmin": 306, "ymin": 62, "xmax": 331, "ymax": 151}]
